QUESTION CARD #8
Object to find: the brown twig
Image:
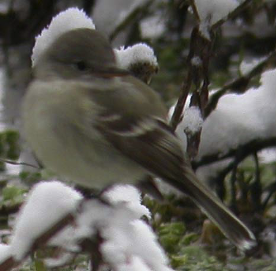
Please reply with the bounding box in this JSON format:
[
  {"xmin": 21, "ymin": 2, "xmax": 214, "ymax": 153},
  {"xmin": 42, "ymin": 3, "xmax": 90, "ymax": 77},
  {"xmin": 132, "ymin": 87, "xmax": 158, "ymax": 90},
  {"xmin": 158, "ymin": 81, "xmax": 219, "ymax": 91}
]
[
  {"xmin": 192, "ymin": 137, "xmax": 275, "ymax": 169},
  {"xmin": 230, "ymin": 164, "xmax": 238, "ymax": 213},
  {"xmin": 0, "ymin": 157, "xmax": 39, "ymax": 169},
  {"xmin": 211, "ymin": 0, "xmax": 253, "ymax": 30},
  {"xmin": 170, "ymin": 25, "xmax": 214, "ymax": 158},
  {"xmin": 188, "ymin": 0, "xmax": 200, "ymax": 23},
  {"xmin": 262, "ymin": 182, "xmax": 276, "ymax": 210},
  {"xmin": 170, "ymin": 27, "xmax": 198, "ymax": 130},
  {"xmin": 82, "ymin": 0, "xmax": 97, "ymax": 16},
  {"xmin": 0, "ymin": 203, "xmax": 21, "ymax": 216},
  {"xmin": 250, "ymin": 153, "xmax": 262, "ymax": 212},
  {"xmin": 170, "ymin": 72, "xmax": 192, "ymax": 130}
]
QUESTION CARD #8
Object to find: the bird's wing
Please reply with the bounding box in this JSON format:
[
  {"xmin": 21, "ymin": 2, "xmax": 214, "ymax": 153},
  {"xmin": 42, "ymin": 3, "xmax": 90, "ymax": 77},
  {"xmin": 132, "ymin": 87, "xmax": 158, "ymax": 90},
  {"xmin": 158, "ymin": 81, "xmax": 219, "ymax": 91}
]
[
  {"xmin": 95, "ymin": 114, "xmax": 185, "ymax": 183},
  {"xmin": 88, "ymin": 76, "xmax": 186, "ymax": 183}
]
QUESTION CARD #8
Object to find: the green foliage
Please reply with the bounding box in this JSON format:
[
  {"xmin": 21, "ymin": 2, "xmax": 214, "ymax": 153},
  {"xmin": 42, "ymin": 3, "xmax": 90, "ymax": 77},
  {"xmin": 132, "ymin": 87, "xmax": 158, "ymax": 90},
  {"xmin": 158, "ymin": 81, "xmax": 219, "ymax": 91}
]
[
  {"xmin": 0, "ymin": 130, "xmax": 20, "ymax": 161},
  {"xmin": 19, "ymin": 171, "xmax": 42, "ymax": 185},
  {"xmin": 159, "ymin": 222, "xmax": 187, "ymax": 253},
  {"xmin": 1, "ymin": 185, "xmax": 27, "ymax": 207},
  {"xmin": 173, "ymin": 246, "xmax": 226, "ymax": 271}
]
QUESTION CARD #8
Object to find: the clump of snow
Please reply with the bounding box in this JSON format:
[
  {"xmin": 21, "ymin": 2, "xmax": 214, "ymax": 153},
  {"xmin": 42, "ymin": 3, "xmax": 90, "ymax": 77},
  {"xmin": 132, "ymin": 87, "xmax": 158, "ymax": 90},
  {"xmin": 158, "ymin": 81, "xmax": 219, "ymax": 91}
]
[
  {"xmin": 49, "ymin": 185, "xmax": 172, "ymax": 271},
  {"xmin": 199, "ymin": 20, "xmax": 211, "ymax": 40},
  {"xmin": 195, "ymin": 0, "xmax": 239, "ymax": 25},
  {"xmin": 191, "ymin": 56, "xmax": 202, "ymax": 66},
  {"xmin": 0, "ymin": 244, "xmax": 11, "ymax": 262},
  {"xmin": 104, "ymin": 185, "xmax": 151, "ymax": 219},
  {"xmin": 140, "ymin": 15, "xmax": 165, "ymax": 39},
  {"xmin": 182, "ymin": 106, "xmax": 203, "ymax": 134},
  {"xmin": 258, "ymin": 147, "xmax": 276, "ymax": 164},
  {"xmin": 10, "ymin": 181, "xmax": 82, "ymax": 260},
  {"xmin": 32, "ymin": 7, "xmax": 95, "ymax": 67},
  {"xmin": 101, "ymin": 220, "xmax": 172, "ymax": 271},
  {"xmin": 115, "ymin": 43, "xmax": 158, "ymax": 70},
  {"xmin": 197, "ymin": 69, "xmax": 276, "ymax": 158},
  {"xmin": 239, "ymin": 57, "xmax": 267, "ymax": 75}
]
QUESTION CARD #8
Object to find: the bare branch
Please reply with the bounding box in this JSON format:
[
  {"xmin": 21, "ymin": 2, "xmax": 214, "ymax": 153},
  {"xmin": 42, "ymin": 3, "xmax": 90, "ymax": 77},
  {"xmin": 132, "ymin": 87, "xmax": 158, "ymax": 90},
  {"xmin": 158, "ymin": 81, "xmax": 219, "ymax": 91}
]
[
  {"xmin": 170, "ymin": 25, "xmax": 214, "ymax": 158},
  {"xmin": 192, "ymin": 137, "xmax": 275, "ymax": 169},
  {"xmin": 0, "ymin": 157, "xmax": 39, "ymax": 169}
]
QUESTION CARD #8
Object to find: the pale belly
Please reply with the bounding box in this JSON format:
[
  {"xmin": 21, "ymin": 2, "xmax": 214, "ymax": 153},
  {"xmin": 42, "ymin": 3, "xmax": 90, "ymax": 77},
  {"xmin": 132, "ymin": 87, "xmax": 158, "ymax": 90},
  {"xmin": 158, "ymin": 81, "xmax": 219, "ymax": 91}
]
[
  {"xmin": 22, "ymin": 82, "xmax": 146, "ymax": 189},
  {"xmin": 25, "ymin": 119, "xmax": 146, "ymax": 189}
]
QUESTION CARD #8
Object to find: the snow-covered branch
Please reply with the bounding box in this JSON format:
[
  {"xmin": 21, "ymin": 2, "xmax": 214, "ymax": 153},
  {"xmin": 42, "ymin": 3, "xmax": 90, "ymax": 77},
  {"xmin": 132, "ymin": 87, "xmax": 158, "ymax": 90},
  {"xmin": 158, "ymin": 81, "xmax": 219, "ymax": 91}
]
[
  {"xmin": 0, "ymin": 182, "xmax": 173, "ymax": 271},
  {"xmin": 205, "ymin": 52, "xmax": 276, "ymax": 118}
]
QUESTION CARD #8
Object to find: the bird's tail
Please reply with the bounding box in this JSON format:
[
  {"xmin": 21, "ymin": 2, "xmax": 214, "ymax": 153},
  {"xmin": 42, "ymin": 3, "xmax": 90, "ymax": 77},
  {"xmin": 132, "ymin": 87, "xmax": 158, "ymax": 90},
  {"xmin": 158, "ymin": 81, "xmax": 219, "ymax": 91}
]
[{"xmin": 168, "ymin": 166, "xmax": 256, "ymax": 251}]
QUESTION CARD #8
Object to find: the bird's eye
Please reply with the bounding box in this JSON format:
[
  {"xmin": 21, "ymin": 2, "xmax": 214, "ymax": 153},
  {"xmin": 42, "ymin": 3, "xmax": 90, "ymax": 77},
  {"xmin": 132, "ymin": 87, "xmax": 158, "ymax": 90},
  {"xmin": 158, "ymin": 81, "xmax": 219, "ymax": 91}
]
[{"xmin": 74, "ymin": 61, "xmax": 88, "ymax": 71}]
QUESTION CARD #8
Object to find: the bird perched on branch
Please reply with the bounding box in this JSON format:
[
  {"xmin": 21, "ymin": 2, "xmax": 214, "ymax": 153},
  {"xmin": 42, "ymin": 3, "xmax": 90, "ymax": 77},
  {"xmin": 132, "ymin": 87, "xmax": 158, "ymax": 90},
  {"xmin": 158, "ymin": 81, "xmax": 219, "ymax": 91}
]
[{"xmin": 23, "ymin": 28, "xmax": 256, "ymax": 250}]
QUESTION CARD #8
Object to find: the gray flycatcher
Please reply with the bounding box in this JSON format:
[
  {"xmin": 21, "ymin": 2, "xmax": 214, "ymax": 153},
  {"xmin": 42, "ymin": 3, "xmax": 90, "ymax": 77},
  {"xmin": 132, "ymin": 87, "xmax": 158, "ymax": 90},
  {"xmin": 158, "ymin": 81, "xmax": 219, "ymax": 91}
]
[{"xmin": 23, "ymin": 28, "xmax": 256, "ymax": 250}]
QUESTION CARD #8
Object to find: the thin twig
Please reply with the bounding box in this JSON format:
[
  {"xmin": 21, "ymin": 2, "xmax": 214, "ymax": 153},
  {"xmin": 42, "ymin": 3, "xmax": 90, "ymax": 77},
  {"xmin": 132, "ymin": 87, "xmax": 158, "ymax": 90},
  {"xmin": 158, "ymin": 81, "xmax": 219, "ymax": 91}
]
[
  {"xmin": 211, "ymin": 0, "xmax": 253, "ymax": 30},
  {"xmin": 0, "ymin": 158, "xmax": 39, "ymax": 169},
  {"xmin": 204, "ymin": 52, "xmax": 276, "ymax": 118},
  {"xmin": 230, "ymin": 164, "xmax": 238, "ymax": 213},
  {"xmin": 192, "ymin": 137, "xmax": 275, "ymax": 169},
  {"xmin": 251, "ymin": 153, "xmax": 262, "ymax": 212},
  {"xmin": 170, "ymin": 73, "xmax": 192, "ymax": 130},
  {"xmin": 262, "ymin": 182, "xmax": 276, "ymax": 210},
  {"xmin": 189, "ymin": 0, "xmax": 200, "ymax": 23}
]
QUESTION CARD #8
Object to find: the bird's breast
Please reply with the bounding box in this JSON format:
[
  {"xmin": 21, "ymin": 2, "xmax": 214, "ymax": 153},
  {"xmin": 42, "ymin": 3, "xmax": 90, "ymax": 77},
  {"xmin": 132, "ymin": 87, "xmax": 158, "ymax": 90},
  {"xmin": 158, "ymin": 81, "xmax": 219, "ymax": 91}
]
[{"xmin": 22, "ymin": 80, "xmax": 146, "ymax": 188}]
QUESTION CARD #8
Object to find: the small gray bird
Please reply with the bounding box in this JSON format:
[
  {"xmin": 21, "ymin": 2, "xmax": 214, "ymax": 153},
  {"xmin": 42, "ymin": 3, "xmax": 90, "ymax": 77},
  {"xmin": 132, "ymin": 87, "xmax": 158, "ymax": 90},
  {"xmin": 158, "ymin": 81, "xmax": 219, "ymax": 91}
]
[{"xmin": 23, "ymin": 28, "xmax": 256, "ymax": 250}]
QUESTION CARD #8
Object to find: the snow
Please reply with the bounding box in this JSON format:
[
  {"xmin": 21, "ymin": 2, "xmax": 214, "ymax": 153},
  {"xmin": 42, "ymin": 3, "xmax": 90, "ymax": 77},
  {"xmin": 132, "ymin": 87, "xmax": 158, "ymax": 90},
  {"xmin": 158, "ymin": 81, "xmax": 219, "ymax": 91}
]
[
  {"xmin": 100, "ymin": 214, "xmax": 172, "ymax": 271},
  {"xmin": 191, "ymin": 56, "xmax": 202, "ymax": 66},
  {"xmin": 117, "ymin": 256, "xmax": 152, "ymax": 271},
  {"xmin": 168, "ymin": 105, "xmax": 203, "ymax": 153},
  {"xmin": 182, "ymin": 106, "xmax": 203, "ymax": 134},
  {"xmin": 140, "ymin": 14, "xmax": 165, "ymax": 39},
  {"xmin": 0, "ymin": 244, "xmax": 11, "ymax": 262},
  {"xmin": 195, "ymin": 0, "xmax": 239, "ymax": 25},
  {"xmin": 44, "ymin": 252, "xmax": 73, "ymax": 268},
  {"xmin": 14, "ymin": 183, "xmax": 172, "ymax": 270},
  {"xmin": 9, "ymin": 181, "xmax": 82, "ymax": 260},
  {"xmin": 197, "ymin": 69, "xmax": 276, "ymax": 158},
  {"xmin": 239, "ymin": 57, "xmax": 267, "ymax": 75},
  {"xmin": 103, "ymin": 185, "xmax": 151, "ymax": 219},
  {"xmin": 199, "ymin": 21, "xmax": 211, "ymax": 40},
  {"xmin": 115, "ymin": 43, "xmax": 158, "ymax": 70},
  {"xmin": 32, "ymin": 7, "xmax": 95, "ymax": 67},
  {"xmin": 258, "ymin": 147, "xmax": 276, "ymax": 164}
]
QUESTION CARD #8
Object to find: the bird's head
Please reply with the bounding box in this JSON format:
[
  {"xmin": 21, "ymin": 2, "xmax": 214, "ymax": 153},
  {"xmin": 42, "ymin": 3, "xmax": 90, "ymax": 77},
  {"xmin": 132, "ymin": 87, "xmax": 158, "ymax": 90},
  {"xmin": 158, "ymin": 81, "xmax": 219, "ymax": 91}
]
[{"xmin": 34, "ymin": 28, "xmax": 125, "ymax": 80}]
